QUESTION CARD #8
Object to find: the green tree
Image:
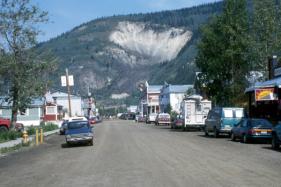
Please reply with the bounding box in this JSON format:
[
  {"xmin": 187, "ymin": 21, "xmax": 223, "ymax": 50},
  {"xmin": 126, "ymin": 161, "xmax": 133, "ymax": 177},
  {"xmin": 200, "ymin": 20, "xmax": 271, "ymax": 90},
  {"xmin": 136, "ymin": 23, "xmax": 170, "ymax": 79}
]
[
  {"xmin": 249, "ymin": 0, "xmax": 281, "ymax": 75},
  {"xmin": 0, "ymin": 0, "xmax": 55, "ymax": 128},
  {"xmin": 196, "ymin": 0, "xmax": 250, "ymax": 106}
]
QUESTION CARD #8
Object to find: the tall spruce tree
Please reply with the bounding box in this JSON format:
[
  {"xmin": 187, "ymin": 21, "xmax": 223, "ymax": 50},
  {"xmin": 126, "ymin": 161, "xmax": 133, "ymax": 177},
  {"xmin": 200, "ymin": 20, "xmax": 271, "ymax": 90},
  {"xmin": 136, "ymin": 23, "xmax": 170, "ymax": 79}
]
[
  {"xmin": 250, "ymin": 0, "xmax": 281, "ymax": 75},
  {"xmin": 0, "ymin": 0, "xmax": 55, "ymax": 128},
  {"xmin": 196, "ymin": 0, "xmax": 250, "ymax": 106}
]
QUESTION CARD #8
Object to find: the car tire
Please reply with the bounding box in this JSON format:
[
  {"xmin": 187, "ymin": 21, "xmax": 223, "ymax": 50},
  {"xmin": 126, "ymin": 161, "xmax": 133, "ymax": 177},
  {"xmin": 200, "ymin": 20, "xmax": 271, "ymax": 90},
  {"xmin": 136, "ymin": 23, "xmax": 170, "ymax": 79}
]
[
  {"xmin": 213, "ymin": 127, "xmax": 219, "ymax": 138},
  {"xmin": 204, "ymin": 128, "xmax": 209, "ymax": 136},
  {"xmin": 231, "ymin": 133, "xmax": 236, "ymax": 141},
  {"xmin": 89, "ymin": 139, "xmax": 94, "ymax": 146},
  {"xmin": 0, "ymin": 126, "xmax": 8, "ymax": 132},
  {"xmin": 182, "ymin": 126, "xmax": 186, "ymax": 131},
  {"xmin": 242, "ymin": 134, "xmax": 248, "ymax": 143},
  {"xmin": 272, "ymin": 134, "xmax": 280, "ymax": 150}
]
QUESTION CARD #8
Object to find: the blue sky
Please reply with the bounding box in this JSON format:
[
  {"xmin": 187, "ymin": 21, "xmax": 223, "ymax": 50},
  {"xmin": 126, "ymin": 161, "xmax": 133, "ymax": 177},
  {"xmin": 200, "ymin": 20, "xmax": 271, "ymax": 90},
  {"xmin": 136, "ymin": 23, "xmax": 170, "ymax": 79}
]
[{"xmin": 32, "ymin": 0, "xmax": 217, "ymax": 42}]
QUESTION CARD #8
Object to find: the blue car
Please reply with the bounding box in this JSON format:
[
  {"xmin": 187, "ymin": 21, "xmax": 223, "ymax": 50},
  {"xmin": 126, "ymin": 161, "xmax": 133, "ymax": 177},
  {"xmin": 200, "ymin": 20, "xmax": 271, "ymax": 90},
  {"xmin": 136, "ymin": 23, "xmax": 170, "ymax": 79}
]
[
  {"xmin": 231, "ymin": 118, "xmax": 272, "ymax": 143},
  {"xmin": 65, "ymin": 120, "xmax": 94, "ymax": 146}
]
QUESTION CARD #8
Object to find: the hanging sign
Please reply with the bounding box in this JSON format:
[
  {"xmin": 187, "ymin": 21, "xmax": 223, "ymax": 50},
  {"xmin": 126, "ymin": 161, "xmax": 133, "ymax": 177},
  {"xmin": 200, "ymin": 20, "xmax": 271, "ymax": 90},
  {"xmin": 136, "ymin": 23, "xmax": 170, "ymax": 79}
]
[
  {"xmin": 61, "ymin": 75, "xmax": 74, "ymax": 87},
  {"xmin": 255, "ymin": 88, "xmax": 277, "ymax": 101}
]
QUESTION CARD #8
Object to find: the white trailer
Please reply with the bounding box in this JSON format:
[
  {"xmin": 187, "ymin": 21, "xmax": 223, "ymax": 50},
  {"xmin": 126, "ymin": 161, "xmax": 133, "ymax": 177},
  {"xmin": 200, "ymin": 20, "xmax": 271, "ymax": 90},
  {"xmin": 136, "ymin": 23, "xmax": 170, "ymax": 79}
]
[{"xmin": 180, "ymin": 95, "xmax": 211, "ymax": 130}]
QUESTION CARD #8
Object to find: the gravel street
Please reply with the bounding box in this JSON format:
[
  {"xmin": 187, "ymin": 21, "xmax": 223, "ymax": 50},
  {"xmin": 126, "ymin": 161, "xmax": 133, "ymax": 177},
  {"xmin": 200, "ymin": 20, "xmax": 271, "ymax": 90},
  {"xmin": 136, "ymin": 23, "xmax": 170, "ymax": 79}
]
[{"xmin": 0, "ymin": 120, "xmax": 281, "ymax": 187}]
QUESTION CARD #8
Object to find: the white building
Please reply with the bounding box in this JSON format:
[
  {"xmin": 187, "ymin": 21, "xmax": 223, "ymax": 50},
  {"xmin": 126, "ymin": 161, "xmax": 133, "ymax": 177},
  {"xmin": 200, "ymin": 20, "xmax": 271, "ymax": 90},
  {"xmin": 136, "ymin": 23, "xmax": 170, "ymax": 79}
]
[
  {"xmin": 145, "ymin": 82, "xmax": 162, "ymax": 115},
  {"xmin": 127, "ymin": 105, "xmax": 138, "ymax": 113},
  {"xmin": 160, "ymin": 84, "xmax": 193, "ymax": 114},
  {"xmin": 45, "ymin": 91, "xmax": 83, "ymax": 117}
]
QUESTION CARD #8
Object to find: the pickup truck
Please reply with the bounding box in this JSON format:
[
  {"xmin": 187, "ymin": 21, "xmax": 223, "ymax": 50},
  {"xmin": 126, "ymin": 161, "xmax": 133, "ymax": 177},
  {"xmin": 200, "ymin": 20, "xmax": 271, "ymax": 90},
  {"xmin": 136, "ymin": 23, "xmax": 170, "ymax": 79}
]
[{"xmin": 0, "ymin": 117, "xmax": 11, "ymax": 132}]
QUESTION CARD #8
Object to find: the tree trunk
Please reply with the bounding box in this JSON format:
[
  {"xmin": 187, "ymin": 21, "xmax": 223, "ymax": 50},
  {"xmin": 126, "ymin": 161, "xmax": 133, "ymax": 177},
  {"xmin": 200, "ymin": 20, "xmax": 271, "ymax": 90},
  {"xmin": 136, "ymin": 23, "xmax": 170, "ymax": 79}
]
[{"xmin": 10, "ymin": 87, "xmax": 19, "ymax": 130}]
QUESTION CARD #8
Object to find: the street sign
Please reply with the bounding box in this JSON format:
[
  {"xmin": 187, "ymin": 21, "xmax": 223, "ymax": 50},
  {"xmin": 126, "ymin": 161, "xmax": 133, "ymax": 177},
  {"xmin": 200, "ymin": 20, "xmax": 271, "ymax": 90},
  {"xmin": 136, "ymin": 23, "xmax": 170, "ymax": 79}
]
[{"xmin": 61, "ymin": 75, "xmax": 74, "ymax": 87}]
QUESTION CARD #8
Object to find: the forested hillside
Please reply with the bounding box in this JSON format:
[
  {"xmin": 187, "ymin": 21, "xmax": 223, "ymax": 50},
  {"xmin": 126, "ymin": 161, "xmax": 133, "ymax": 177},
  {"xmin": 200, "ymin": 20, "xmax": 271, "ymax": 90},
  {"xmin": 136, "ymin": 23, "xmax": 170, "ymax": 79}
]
[{"xmin": 36, "ymin": 2, "xmax": 223, "ymax": 105}]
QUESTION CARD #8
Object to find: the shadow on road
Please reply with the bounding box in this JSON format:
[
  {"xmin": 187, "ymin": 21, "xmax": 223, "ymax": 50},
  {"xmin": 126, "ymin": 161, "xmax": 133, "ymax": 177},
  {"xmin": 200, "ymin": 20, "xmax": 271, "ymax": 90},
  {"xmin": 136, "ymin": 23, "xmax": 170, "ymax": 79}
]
[
  {"xmin": 262, "ymin": 146, "xmax": 281, "ymax": 153},
  {"xmin": 197, "ymin": 134, "xmax": 229, "ymax": 139},
  {"xmin": 61, "ymin": 143, "xmax": 92, "ymax": 148}
]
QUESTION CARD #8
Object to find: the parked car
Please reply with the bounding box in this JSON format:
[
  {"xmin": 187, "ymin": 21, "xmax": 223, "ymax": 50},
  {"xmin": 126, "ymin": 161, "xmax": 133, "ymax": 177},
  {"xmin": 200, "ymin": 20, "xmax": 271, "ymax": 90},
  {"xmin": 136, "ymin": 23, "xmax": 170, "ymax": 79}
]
[
  {"xmin": 136, "ymin": 115, "xmax": 146, "ymax": 123},
  {"xmin": 0, "ymin": 117, "xmax": 11, "ymax": 132},
  {"xmin": 146, "ymin": 113, "xmax": 157, "ymax": 124},
  {"xmin": 59, "ymin": 120, "xmax": 68, "ymax": 135},
  {"xmin": 126, "ymin": 113, "xmax": 136, "ymax": 120},
  {"xmin": 60, "ymin": 116, "xmax": 88, "ymax": 135},
  {"xmin": 205, "ymin": 107, "xmax": 244, "ymax": 138},
  {"xmin": 271, "ymin": 122, "xmax": 281, "ymax": 149},
  {"xmin": 231, "ymin": 118, "xmax": 272, "ymax": 143},
  {"xmin": 155, "ymin": 113, "xmax": 171, "ymax": 126},
  {"xmin": 119, "ymin": 113, "xmax": 135, "ymax": 120},
  {"xmin": 65, "ymin": 120, "xmax": 94, "ymax": 146},
  {"xmin": 88, "ymin": 116, "xmax": 97, "ymax": 126},
  {"xmin": 171, "ymin": 116, "xmax": 184, "ymax": 129}
]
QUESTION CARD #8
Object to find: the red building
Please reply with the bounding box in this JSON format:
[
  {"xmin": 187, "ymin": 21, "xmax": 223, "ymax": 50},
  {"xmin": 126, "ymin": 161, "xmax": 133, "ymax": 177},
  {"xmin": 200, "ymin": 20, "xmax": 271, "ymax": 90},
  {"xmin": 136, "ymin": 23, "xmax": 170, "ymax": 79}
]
[{"xmin": 43, "ymin": 102, "xmax": 63, "ymax": 122}]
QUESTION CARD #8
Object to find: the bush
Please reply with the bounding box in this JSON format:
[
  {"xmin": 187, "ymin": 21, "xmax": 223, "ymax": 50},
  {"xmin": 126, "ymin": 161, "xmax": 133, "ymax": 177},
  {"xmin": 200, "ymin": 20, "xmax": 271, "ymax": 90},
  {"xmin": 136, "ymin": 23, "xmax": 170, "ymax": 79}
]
[
  {"xmin": 41, "ymin": 123, "xmax": 58, "ymax": 132},
  {"xmin": 27, "ymin": 126, "xmax": 36, "ymax": 135},
  {"xmin": 0, "ymin": 131, "xmax": 22, "ymax": 143}
]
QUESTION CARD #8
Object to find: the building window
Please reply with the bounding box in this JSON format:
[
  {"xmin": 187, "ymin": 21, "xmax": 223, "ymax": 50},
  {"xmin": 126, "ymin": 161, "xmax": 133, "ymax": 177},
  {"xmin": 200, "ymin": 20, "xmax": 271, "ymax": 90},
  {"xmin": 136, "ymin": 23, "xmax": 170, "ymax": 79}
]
[
  {"xmin": 19, "ymin": 109, "xmax": 29, "ymax": 116},
  {"xmin": 46, "ymin": 106, "xmax": 56, "ymax": 115}
]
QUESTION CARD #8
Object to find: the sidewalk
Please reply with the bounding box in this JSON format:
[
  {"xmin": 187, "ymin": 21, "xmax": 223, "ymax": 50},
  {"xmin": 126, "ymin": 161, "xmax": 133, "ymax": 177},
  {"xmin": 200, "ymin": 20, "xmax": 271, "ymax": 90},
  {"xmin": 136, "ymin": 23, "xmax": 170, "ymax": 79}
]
[{"xmin": 0, "ymin": 129, "xmax": 59, "ymax": 149}]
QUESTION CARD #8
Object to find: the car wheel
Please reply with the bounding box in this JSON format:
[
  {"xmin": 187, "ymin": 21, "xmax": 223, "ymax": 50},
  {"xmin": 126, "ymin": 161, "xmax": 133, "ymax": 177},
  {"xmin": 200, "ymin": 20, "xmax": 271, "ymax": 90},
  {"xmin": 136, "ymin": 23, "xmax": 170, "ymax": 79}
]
[
  {"xmin": 182, "ymin": 126, "xmax": 186, "ymax": 131},
  {"xmin": 89, "ymin": 139, "xmax": 94, "ymax": 146},
  {"xmin": 0, "ymin": 126, "xmax": 8, "ymax": 132},
  {"xmin": 272, "ymin": 135, "xmax": 280, "ymax": 150},
  {"xmin": 242, "ymin": 134, "xmax": 248, "ymax": 143},
  {"xmin": 204, "ymin": 128, "xmax": 209, "ymax": 136},
  {"xmin": 231, "ymin": 133, "xmax": 236, "ymax": 141},
  {"xmin": 213, "ymin": 128, "xmax": 219, "ymax": 138}
]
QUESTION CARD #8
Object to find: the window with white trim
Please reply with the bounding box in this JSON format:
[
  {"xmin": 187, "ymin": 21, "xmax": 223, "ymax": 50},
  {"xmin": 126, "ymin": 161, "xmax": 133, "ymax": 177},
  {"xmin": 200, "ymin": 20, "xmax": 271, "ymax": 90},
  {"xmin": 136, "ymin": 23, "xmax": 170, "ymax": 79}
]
[{"xmin": 46, "ymin": 106, "xmax": 56, "ymax": 115}]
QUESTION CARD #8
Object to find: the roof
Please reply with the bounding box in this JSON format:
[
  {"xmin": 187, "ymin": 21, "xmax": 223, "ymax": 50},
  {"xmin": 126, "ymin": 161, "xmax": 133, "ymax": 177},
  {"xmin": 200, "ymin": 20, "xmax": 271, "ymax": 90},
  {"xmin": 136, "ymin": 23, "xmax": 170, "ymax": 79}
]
[
  {"xmin": 245, "ymin": 77, "xmax": 281, "ymax": 93},
  {"xmin": 168, "ymin": 85, "xmax": 193, "ymax": 93},
  {"xmin": 0, "ymin": 96, "xmax": 45, "ymax": 108},
  {"xmin": 147, "ymin": 85, "xmax": 162, "ymax": 93},
  {"xmin": 50, "ymin": 91, "xmax": 81, "ymax": 99}
]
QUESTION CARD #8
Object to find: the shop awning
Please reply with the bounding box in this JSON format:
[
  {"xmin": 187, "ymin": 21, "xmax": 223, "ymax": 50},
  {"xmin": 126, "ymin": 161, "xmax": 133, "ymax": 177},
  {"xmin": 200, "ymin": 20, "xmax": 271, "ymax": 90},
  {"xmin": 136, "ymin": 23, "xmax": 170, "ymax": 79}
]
[{"xmin": 245, "ymin": 76, "xmax": 281, "ymax": 93}]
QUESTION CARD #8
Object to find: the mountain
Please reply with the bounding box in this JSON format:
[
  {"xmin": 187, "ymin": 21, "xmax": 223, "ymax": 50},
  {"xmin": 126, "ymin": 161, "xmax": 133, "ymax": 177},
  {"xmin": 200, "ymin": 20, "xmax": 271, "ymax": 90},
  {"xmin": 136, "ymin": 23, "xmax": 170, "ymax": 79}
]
[{"xmin": 36, "ymin": 2, "xmax": 223, "ymax": 105}]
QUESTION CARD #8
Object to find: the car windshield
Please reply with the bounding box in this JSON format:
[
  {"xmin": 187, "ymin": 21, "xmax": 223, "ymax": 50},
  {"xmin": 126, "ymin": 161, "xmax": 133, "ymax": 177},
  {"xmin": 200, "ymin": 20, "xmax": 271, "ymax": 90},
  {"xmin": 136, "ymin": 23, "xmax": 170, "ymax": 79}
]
[
  {"xmin": 223, "ymin": 109, "xmax": 233, "ymax": 118},
  {"xmin": 235, "ymin": 109, "xmax": 244, "ymax": 118},
  {"xmin": 250, "ymin": 119, "xmax": 272, "ymax": 128},
  {"xmin": 223, "ymin": 109, "xmax": 244, "ymax": 118},
  {"xmin": 71, "ymin": 118, "xmax": 86, "ymax": 121},
  {"xmin": 160, "ymin": 114, "xmax": 170, "ymax": 118},
  {"xmin": 68, "ymin": 121, "xmax": 89, "ymax": 129}
]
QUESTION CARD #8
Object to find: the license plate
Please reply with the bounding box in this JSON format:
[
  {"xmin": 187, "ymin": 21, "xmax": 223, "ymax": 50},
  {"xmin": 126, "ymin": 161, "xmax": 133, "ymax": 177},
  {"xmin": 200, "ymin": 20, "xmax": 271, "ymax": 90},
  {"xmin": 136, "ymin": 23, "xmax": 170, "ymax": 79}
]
[{"xmin": 261, "ymin": 131, "xmax": 267, "ymax": 134}]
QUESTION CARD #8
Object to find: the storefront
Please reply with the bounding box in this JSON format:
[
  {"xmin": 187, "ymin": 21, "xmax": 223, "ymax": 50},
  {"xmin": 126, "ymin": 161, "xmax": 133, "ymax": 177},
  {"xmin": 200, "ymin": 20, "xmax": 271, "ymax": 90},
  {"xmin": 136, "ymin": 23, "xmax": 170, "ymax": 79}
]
[{"xmin": 245, "ymin": 56, "xmax": 281, "ymax": 123}]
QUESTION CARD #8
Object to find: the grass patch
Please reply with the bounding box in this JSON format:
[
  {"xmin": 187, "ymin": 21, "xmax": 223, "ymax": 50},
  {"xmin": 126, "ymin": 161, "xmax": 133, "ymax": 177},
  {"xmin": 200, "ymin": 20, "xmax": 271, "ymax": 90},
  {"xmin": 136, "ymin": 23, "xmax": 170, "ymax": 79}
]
[
  {"xmin": 0, "ymin": 131, "xmax": 22, "ymax": 143},
  {"xmin": 27, "ymin": 123, "xmax": 58, "ymax": 135},
  {"xmin": 41, "ymin": 122, "xmax": 59, "ymax": 132},
  {"xmin": 0, "ymin": 143, "xmax": 22, "ymax": 154}
]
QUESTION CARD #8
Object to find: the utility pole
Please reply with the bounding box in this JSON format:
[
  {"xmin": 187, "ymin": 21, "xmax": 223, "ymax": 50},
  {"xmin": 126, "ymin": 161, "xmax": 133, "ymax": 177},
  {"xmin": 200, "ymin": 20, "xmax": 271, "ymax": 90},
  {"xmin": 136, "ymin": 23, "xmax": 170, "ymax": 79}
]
[{"xmin": 66, "ymin": 68, "xmax": 72, "ymax": 117}]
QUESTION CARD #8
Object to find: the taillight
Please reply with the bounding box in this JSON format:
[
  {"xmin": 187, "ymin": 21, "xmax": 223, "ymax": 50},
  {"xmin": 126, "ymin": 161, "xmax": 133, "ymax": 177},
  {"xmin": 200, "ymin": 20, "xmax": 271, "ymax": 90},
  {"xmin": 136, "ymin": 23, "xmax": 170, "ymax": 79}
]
[{"xmin": 248, "ymin": 129, "xmax": 255, "ymax": 135}]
